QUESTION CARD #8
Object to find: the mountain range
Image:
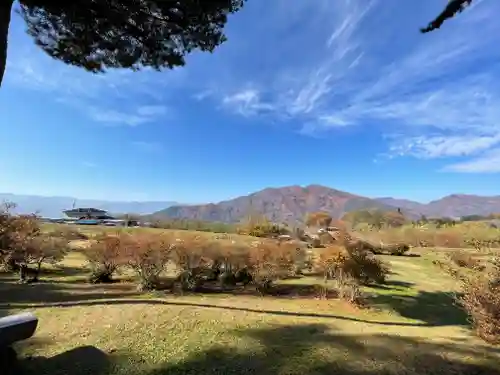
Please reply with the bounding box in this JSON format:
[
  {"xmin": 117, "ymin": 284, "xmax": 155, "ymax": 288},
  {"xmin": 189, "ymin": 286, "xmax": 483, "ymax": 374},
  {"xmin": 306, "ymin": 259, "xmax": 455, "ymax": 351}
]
[
  {"xmin": 4, "ymin": 186, "xmax": 500, "ymax": 223},
  {"xmin": 154, "ymin": 185, "xmax": 500, "ymax": 223},
  {"xmin": 0, "ymin": 193, "xmax": 177, "ymax": 218}
]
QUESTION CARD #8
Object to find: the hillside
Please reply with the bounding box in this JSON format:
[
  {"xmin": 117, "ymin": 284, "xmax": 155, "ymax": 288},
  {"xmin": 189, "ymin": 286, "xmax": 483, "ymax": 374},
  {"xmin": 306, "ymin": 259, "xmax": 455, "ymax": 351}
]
[
  {"xmin": 154, "ymin": 185, "xmax": 401, "ymax": 223},
  {"xmin": 0, "ymin": 193, "xmax": 177, "ymax": 218}
]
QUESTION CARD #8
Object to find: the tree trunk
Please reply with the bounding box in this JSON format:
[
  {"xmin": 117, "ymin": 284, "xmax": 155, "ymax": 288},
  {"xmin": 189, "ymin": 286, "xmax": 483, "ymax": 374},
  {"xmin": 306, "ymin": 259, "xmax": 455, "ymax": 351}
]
[
  {"xmin": 0, "ymin": 0, "xmax": 13, "ymax": 88},
  {"xmin": 18, "ymin": 264, "xmax": 27, "ymax": 283}
]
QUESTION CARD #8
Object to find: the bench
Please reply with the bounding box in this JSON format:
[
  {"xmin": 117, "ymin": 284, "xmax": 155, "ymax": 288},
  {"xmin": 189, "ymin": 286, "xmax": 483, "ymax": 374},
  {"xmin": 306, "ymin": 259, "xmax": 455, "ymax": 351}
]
[{"xmin": 0, "ymin": 312, "xmax": 38, "ymax": 347}]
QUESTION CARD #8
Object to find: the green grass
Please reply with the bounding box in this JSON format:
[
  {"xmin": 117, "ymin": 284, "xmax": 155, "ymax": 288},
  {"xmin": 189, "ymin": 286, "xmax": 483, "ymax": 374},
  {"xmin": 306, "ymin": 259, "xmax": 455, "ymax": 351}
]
[{"xmin": 1, "ymin": 246, "xmax": 500, "ymax": 375}]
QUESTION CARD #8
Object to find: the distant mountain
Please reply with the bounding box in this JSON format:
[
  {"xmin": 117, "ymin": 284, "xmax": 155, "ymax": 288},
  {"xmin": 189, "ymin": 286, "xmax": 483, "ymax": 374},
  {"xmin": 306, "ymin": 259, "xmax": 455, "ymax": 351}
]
[
  {"xmin": 153, "ymin": 185, "xmax": 404, "ymax": 224},
  {"xmin": 153, "ymin": 186, "xmax": 500, "ymax": 224},
  {"xmin": 421, "ymin": 194, "xmax": 500, "ymax": 218},
  {"xmin": 0, "ymin": 193, "xmax": 177, "ymax": 218},
  {"xmin": 374, "ymin": 197, "xmax": 427, "ymax": 213},
  {"xmin": 376, "ymin": 194, "xmax": 500, "ymax": 218}
]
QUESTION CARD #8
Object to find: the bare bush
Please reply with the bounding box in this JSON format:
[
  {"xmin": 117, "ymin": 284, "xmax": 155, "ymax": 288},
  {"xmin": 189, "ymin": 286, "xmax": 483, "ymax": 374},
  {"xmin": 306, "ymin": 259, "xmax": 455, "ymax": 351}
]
[
  {"xmin": 172, "ymin": 235, "xmax": 221, "ymax": 291},
  {"xmin": 448, "ymin": 250, "xmax": 482, "ymax": 270},
  {"xmin": 458, "ymin": 257, "xmax": 500, "ymax": 344},
  {"xmin": 248, "ymin": 240, "xmax": 298, "ymax": 295},
  {"xmin": 332, "ymin": 269, "xmax": 364, "ymax": 306},
  {"xmin": 0, "ymin": 212, "xmax": 69, "ymax": 282},
  {"xmin": 384, "ymin": 243, "xmax": 410, "ymax": 256},
  {"xmin": 317, "ymin": 243, "xmax": 388, "ymax": 295},
  {"xmin": 84, "ymin": 232, "xmax": 125, "ymax": 283},
  {"xmin": 122, "ymin": 233, "xmax": 174, "ymax": 291}
]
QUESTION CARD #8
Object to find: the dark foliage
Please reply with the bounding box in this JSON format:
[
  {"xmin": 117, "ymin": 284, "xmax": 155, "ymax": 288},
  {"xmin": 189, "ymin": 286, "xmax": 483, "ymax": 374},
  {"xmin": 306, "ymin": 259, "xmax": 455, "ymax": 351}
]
[{"xmin": 0, "ymin": 0, "xmax": 246, "ymax": 86}]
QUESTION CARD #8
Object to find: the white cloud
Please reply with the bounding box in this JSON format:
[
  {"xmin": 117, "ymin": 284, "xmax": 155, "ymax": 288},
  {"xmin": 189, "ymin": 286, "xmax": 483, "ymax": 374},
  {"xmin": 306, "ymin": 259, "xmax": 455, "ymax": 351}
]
[
  {"xmin": 5, "ymin": 19, "xmax": 180, "ymax": 123},
  {"xmin": 222, "ymin": 89, "xmax": 275, "ymax": 116},
  {"xmin": 8, "ymin": 0, "xmax": 500, "ymax": 173},
  {"xmin": 388, "ymin": 134, "xmax": 500, "ymax": 159},
  {"xmin": 444, "ymin": 148, "xmax": 500, "ymax": 173},
  {"xmin": 197, "ymin": 0, "xmax": 500, "ymax": 172}
]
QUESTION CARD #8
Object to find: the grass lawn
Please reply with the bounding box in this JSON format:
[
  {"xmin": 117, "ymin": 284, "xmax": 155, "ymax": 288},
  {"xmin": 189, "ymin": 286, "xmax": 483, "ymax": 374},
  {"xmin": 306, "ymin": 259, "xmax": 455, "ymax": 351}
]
[{"xmin": 1, "ymin": 247, "xmax": 499, "ymax": 375}]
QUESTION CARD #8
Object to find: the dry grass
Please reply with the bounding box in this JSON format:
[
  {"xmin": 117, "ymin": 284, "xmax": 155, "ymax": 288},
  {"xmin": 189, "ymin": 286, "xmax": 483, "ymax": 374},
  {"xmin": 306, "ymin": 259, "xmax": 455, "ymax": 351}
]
[
  {"xmin": 357, "ymin": 222, "xmax": 500, "ymax": 250},
  {"xmin": 1, "ymin": 240, "xmax": 499, "ymax": 375}
]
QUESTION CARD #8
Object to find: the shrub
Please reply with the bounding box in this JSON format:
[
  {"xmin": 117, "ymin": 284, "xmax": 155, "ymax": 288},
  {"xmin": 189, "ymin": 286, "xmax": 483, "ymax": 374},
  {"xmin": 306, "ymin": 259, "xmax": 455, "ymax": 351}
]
[
  {"xmin": 385, "ymin": 243, "xmax": 410, "ymax": 256},
  {"xmin": 0, "ymin": 212, "xmax": 69, "ymax": 282},
  {"xmin": 122, "ymin": 233, "xmax": 174, "ymax": 291},
  {"xmin": 318, "ymin": 244, "xmax": 389, "ymax": 287},
  {"xmin": 247, "ymin": 240, "xmax": 298, "ymax": 294},
  {"xmin": 84, "ymin": 232, "xmax": 124, "ymax": 283},
  {"xmin": 448, "ymin": 250, "xmax": 481, "ymax": 270},
  {"xmin": 332, "ymin": 269, "xmax": 364, "ymax": 306},
  {"xmin": 171, "ymin": 235, "xmax": 221, "ymax": 291},
  {"xmin": 17, "ymin": 234, "xmax": 70, "ymax": 282},
  {"xmin": 344, "ymin": 246, "xmax": 389, "ymax": 285},
  {"xmin": 458, "ymin": 257, "xmax": 500, "ymax": 344}
]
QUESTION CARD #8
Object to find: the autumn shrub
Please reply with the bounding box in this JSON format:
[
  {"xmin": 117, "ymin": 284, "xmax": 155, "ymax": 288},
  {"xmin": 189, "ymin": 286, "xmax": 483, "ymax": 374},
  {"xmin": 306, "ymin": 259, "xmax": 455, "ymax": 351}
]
[
  {"xmin": 17, "ymin": 234, "xmax": 70, "ymax": 282},
  {"xmin": 238, "ymin": 215, "xmax": 289, "ymax": 238},
  {"xmin": 448, "ymin": 250, "xmax": 481, "ymax": 270},
  {"xmin": 172, "ymin": 235, "xmax": 221, "ymax": 291},
  {"xmin": 122, "ymin": 233, "xmax": 174, "ymax": 291},
  {"xmin": 316, "ymin": 246, "xmax": 367, "ymax": 304},
  {"xmin": 384, "ymin": 243, "xmax": 410, "ymax": 256},
  {"xmin": 345, "ymin": 246, "xmax": 389, "ymax": 285},
  {"xmin": 84, "ymin": 232, "xmax": 125, "ymax": 283},
  {"xmin": 215, "ymin": 241, "xmax": 253, "ymax": 287},
  {"xmin": 248, "ymin": 240, "xmax": 298, "ymax": 295},
  {"xmin": 317, "ymin": 243, "xmax": 388, "ymax": 300},
  {"xmin": 458, "ymin": 257, "xmax": 500, "ymax": 344},
  {"xmin": 332, "ymin": 269, "xmax": 364, "ymax": 306},
  {"xmin": 0, "ymin": 212, "xmax": 69, "ymax": 282}
]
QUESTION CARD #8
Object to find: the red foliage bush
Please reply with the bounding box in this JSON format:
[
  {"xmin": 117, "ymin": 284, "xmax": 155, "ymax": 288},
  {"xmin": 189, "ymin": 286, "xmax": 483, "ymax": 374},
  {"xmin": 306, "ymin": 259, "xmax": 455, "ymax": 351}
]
[
  {"xmin": 84, "ymin": 232, "xmax": 126, "ymax": 283},
  {"xmin": 121, "ymin": 232, "xmax": 174, "ymax": 290}
]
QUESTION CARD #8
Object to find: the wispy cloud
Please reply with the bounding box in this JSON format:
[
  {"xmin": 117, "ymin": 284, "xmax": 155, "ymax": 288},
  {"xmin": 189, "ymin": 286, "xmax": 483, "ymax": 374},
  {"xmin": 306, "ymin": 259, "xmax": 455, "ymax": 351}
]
[
  {"xmin": 89, "ymin": 105, "xmax": 168, "ymax": 126},
  {"xmin": 198, "ymin": 0, "xmax": 500, "ymax": 173},
  {"xmin": 444, "ymin": 148, "xmax": 500, "ymax": 173},
  {"xmin": 5, "ymin": 17, "xmax": 180, "ymax": 124},
  {"xmin": 8, "ymin": 0, "xmax": 500, "ymax": 173}
]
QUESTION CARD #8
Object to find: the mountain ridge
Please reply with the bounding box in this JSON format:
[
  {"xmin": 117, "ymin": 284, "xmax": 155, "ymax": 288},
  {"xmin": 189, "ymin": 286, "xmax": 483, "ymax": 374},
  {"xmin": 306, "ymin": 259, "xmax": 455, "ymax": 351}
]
[{"xmin": 155, "ymin": 185, "xmax": 500, "ymax": 223}]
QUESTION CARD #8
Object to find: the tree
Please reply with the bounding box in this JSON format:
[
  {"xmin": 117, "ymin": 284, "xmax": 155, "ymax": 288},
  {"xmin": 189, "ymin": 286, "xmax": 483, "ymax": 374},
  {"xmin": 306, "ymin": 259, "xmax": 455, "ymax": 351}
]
[
  {"xmin": 420, "ymin": 0, "xmax": 473, "ymax": 33},
  {"xmin": 305, "ymin": 212, "xmax": 333, "ymax": 228},
  {"xmin": 0, "ymin": 1, "xmax": 246, "ymax": 87},
  {"xmin": 0, "ymin": 212, "xmax": 69, "ymax": 282}
]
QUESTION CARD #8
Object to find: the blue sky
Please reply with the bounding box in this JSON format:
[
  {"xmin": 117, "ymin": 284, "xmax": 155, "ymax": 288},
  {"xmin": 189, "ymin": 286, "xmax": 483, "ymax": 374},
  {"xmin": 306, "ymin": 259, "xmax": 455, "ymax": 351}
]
[{"xmin": 2, "ymin": 0, "xmax": 500, "ymax": 204}]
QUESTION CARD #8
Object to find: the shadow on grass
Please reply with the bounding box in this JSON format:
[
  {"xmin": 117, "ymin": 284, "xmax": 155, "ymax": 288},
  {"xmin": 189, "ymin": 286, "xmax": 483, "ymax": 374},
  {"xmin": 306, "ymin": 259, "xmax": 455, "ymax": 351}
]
[
  {"xmin": 145, "ymin": 323, "xmax": 500, "ymax": 375},
  {"xmin": 5, "ymin": 325, "xmax": 500, "ymax": 375},
  {"xmin": 6, "ymin": 345, "xmax": 117, "ymax": 375},
  {"xmin": 39, "ymin": 265, "xmax": 88, "ymax": 278},
  {"xmin": 369, "ymin": 290, "xmax": 469, "ymax": 327},
  {"xmin": 0, "ymin": 275, "xmax": 140, "ymax": 308},
  {"xmin": 368, "ymin": 280, "xmax": 414, "ymax": 290}
]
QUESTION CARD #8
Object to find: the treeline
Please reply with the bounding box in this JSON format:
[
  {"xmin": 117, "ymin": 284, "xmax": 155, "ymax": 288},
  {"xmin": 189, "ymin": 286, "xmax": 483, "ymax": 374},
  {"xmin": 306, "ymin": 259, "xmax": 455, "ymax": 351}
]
[{"xmin": 461, "ymin": 214, "xmax": 500, "ymax": 222}]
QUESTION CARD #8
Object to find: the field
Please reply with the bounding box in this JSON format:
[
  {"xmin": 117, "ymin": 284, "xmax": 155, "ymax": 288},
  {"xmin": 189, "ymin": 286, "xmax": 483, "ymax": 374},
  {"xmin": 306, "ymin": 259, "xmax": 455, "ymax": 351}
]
[{"xmin": 1, "ymin": 225, "xmax": 500, "ymax": 375}]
